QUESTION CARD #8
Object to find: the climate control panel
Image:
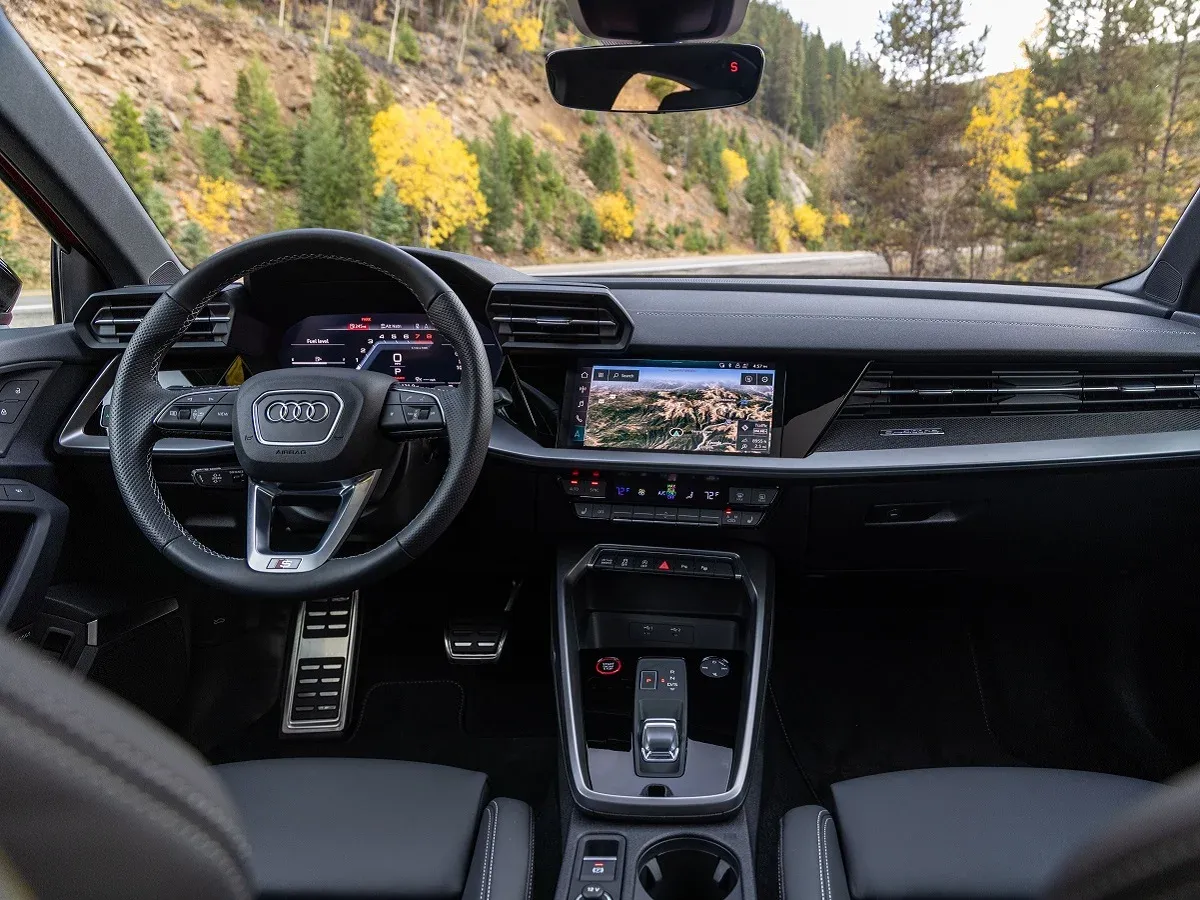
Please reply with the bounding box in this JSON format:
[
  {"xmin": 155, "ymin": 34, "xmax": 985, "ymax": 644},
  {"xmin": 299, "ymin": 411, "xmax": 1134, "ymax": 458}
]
[{"xmin": 561, "ymin": 470, "xmax": 778, "ymax": 528}]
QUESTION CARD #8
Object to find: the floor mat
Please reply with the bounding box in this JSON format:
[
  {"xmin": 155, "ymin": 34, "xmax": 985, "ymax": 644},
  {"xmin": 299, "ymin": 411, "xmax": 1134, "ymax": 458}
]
[
  {"xmin": 344, "ymin": 679, "xmax": 557, "ymax": 804},
  {"xmin": 768, "ymin": 594, "xmax": 1019, "ymax": 807}
]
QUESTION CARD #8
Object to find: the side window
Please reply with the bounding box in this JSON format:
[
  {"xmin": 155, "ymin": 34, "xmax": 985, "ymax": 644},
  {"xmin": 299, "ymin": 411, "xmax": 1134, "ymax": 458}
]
[{"xmin": 0, "ymin": 182, "xmax": 53, "ymax": 327}]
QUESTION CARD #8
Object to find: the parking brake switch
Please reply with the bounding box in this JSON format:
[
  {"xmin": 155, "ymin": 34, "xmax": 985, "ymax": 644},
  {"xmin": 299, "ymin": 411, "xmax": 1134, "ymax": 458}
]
[{"xmin": 634, "ymin": 658, "xmax": 687, "ymax": 777}]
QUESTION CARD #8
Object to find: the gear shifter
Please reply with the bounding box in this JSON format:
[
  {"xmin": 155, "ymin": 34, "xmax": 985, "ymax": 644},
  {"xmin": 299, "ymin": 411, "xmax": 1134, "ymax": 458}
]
[{"xmin": 634, "ymin": 658, "xmax": 687, "ymax": 777}]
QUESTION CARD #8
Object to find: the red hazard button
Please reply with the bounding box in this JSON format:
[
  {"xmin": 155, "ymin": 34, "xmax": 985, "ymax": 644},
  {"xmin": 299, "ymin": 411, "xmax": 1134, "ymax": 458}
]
[
  {"xmin": 655, "ymin": 558, "xmax": 672, "ymax": 571},
  {"xmin": 595, "ymin": 657, "xmax": 621, "ymax": 675}
]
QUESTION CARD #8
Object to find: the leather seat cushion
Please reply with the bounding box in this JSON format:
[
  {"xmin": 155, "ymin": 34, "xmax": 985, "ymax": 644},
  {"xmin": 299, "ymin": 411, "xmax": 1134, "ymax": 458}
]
[
  {"xmin": 216, "ymin": 758, "xmax": 488, "ymax": 899},
  {"xmin": 830, "ymin": 767, "xmax": 1159, "ymax": 898}
]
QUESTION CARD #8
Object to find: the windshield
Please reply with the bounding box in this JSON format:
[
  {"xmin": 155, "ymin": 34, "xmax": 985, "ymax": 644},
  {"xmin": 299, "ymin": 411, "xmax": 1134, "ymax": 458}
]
[{"xmin": 5, "ymin": 0, "xmax": 1197, "ymax": 284}]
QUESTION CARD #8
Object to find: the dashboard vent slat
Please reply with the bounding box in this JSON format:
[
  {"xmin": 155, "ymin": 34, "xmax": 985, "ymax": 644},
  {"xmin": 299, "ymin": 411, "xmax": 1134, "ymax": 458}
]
[
  {"xmin": 486, "ymin": 283, "xmax": 631, "ymax": 350},
  {"xmin": 840, "ymin": 366, "xmax": 1200, "ymax": 418},
  {"xmin": 82, "ymin": 290, "xmax": 233, "ymax": 347}
]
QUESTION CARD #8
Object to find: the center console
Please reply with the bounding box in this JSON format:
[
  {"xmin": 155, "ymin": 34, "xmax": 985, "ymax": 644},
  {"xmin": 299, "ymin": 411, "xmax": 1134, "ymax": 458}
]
[
  {"xmin": 552, "ymin": 541, "xmax": 771, "ymax": 900},
  {"xmin": 555, "ymin": 542, "xmax": 771, "ymax": 816}
]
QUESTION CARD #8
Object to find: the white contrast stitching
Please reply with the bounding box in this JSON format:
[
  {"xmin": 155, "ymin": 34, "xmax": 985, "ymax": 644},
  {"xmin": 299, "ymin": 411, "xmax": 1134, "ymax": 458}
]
[
  {"xmin": 483, "ymin": 800, "xmax": 498, "ymax": 900},
  {"xmin": 821, "ymin": 810, "xmax": 833, "ymax": 900},
  {"xmin": 816, "ymin": 809, "xmax": 827, "ymax": 900},
  {"xmin": 524, "ymin": 805, "xmax": 534, "ymax": 900},
  {"xmin": 779, "ymin": 814, "xmax": 787, "ymax": 900}
]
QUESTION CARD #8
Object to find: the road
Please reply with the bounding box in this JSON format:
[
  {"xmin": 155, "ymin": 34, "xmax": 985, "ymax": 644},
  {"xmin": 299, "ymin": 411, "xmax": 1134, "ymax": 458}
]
[
  {"xmin": 8, "ymin": 290, "xmax": 53, "ymax": 328},
  {"xmin": 522, "ymin": 250, "xmax": 889, "ymax": 278},
  {"xmin": 5, "ymin": 251, "xmax": 888, "ymax": 327}
]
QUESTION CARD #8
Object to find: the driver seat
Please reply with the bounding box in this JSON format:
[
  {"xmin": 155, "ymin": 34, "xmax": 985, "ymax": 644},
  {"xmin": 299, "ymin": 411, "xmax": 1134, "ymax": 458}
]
[{"xmin": 0, "ymin": 633, "xmax": 534, "ymax": 900}]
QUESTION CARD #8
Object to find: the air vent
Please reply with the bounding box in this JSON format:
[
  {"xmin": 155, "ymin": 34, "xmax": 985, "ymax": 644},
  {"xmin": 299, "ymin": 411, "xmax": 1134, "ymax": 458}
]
[
  {"xmin": 486, "ymin": 283, "xmax": 631, "ymax": 350},
  {"xmin": 842, "ymin": 366, "xmax": 1200, "ymax": 418},
  {"xmin": 77, "ymin": 286, "xmax": 235, "ymax": 349}
]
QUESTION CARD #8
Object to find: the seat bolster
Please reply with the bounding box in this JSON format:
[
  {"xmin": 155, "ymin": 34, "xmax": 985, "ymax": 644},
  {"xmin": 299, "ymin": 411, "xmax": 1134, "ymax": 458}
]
[
  {"xmin": 463, "ymin": 798, "xmax": 534, "ymax": 900},
  {"xmin": 781, "ymin": 806, "xmax": 851, "ymax": 900}
]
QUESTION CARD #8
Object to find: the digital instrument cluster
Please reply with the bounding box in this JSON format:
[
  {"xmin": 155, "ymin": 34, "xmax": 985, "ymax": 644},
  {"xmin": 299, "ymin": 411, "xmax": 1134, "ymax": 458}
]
[{"xmin": 281, "ymin": 314, "xmax": 464, "ymax": 385}]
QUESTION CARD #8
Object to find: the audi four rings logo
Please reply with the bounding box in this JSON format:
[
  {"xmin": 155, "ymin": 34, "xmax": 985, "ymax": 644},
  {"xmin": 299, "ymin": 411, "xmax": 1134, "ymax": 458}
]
[{"xmin": 264, "ymin": 400, "xmax": 330, "ymax": 423}]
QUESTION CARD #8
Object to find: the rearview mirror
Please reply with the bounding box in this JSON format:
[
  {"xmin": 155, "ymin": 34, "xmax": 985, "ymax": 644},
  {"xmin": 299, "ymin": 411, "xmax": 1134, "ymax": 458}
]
[
  {"xmin": 545, "ymin": 43, "xmax": 764, "ymax": 113},
  {"xmin": 0, "ymin": 258, "xmax": 21, "ymax": 326}
]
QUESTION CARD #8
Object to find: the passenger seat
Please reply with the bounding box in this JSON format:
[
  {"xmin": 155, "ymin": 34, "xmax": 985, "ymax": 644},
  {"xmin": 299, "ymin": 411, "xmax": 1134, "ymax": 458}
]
[{"xmin": 779, "ymin": 767, "xmax": 1157, "ymax": 900}]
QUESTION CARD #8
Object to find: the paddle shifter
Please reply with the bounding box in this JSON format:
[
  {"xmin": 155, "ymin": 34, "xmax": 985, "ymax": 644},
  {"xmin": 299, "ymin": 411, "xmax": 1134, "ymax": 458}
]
[{"xmin": 634, "ymin": 657, "xmax": 687, "ymax": 777}]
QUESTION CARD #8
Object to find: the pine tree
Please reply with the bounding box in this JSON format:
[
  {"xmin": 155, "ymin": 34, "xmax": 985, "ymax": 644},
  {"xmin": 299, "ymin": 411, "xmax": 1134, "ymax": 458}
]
[
  {"xmin": 746, "ymin": 167, "xmax": 771, "ymax": 250},
  {"xmin": 143, "ymin": 107, "xmax": 172, "ymax": 154},
  {"xmin": 109, "ymin": 93, "xmax": 152, "ymax": 198},
  {"xmin": 476, "ymin": 115, "xmax": 517, "ymax": 251},
  {"xmin": 234, "ymin": 58, "xmax": 294, "ymax": 188},
  {"xmin": 580, "ymin": 131, "xmax": 620, "ymax": 192},
  {"xmin": 298, "ymin": 47, "xmax": 376, "ymax": 231},
  {"xmin": 369, "ymin": 178, "xmax": 416, "ymax": 244},
  {"xmin": 198, "ymin": 127, "xmax": 234, "ymax": 179},
  {"xmin": 849, "ymin": 0, "xmax": 984, "ymax": 274},
  {"xmin": 577, "ymin": 207, "xmax": 602, "ymax": 251},
  {"xmin": 1009, "ymin": 0, "xmax": 1160, "ymax": 280}
]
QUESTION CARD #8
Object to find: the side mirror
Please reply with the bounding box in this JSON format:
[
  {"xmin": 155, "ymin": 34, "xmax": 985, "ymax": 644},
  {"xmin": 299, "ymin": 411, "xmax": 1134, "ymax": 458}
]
[
  {"xmin": 0, "ymin": 258, "xmax": 20, "ymax": 327},
  {"xmin": 545, "ymin": 43, "xmax": 764, "ymax": 113}
]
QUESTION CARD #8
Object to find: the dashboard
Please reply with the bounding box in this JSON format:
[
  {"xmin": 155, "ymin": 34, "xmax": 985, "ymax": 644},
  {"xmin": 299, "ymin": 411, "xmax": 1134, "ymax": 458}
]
[{"xmin": 281, "ymin": 313, "xmax": 464, "ymax": 386}]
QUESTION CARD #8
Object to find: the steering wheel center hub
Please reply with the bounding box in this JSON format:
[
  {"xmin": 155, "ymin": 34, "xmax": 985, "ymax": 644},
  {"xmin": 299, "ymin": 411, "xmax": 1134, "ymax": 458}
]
[{"xmin": 234, "ymin": 367, "xmax": 398, "ymax": 485}]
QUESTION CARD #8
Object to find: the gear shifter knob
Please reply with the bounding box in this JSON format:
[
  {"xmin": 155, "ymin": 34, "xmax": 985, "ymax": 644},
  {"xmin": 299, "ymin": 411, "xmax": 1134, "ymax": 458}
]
[{"xmin": 641, "ymin": 718, "xmax": 680, "ymax": 762}]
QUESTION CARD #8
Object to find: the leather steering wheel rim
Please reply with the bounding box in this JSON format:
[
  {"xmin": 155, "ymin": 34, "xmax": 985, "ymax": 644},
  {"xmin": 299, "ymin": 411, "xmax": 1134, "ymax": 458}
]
[{"xmin": 108, "ymin": 229, "xmax": 493, "ymax": 599}]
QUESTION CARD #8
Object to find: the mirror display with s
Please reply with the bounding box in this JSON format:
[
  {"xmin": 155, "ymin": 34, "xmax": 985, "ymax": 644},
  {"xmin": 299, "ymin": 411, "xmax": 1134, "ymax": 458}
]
[{"xmin": 545, "ymin": 43, "xmax": 764, "ymax": 114}]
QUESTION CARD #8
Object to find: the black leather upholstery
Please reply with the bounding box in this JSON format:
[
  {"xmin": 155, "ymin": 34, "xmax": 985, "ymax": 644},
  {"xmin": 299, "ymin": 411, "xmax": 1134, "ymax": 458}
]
[
  {"xmin": 463, "ymin": 798, "xmax": 535, "ymax": 900},
  {"xmin": 0, "ymin": 633, "xmax": 253, "ymax": 900},
  {"xmin": 0, "ymin": 631, "xmax": 533, "ymax": 900},
  {"xmin": 1049, "ymin": 763, "xmax": 1200, "ymax": 900},
  {"xmin": 780, "ymin": 806, "xmax": 851, "ymax": 900},
  {"xmin": 217, "ymin": 758, "xmax": 532, "ymax": 900},
  {"xmin": 781, "ymin": 768, "xmax": 1158, "ymax": 900}
]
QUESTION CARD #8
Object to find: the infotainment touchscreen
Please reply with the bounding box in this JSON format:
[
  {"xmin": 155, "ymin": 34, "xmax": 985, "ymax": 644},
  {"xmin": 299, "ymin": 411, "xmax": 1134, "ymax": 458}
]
[{"xmin": 562, "ymin": 360, "xmax": 778, "ymax": 456}]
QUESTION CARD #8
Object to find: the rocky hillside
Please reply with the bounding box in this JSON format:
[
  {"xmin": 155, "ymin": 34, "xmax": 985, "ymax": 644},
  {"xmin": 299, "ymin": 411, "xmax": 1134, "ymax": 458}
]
[{"xmin": 1, "ymin": 0, "xmax": 811, "ymax": 282}]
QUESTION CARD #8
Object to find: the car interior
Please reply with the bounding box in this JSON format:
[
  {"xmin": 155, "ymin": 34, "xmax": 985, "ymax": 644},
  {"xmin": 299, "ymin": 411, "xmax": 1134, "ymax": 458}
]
[{"xmin": 5, "ymin": 0, "xmax": 1200, "ymax": 898}]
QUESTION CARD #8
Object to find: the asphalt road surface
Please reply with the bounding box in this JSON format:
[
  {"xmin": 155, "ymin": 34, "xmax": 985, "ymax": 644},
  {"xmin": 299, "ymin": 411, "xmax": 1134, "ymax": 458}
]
[
  {"xmin": 5, "ymin": 252, "xmax": 888, "ymax": 327},
  {"xmin": 8, "ymin": 290, "xmax": 53, "ymax": 328},
  {"xmin": 523, "ymin": 250, "xmax": 889, "ymax": 278}
]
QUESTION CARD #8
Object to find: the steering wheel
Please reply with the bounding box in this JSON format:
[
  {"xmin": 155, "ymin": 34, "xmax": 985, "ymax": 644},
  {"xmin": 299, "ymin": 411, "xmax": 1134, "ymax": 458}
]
[{"xmin": 107, "ymin": 230, "xmax": 493, "ymax": 599}]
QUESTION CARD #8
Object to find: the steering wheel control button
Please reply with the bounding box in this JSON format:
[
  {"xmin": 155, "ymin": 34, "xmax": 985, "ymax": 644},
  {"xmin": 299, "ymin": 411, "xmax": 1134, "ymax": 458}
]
[
  {"xmin": 0, "ymin": 380, "xmax": 36, "ymax": 401},
  {"xmin": 580, "ymin": 858, "xmax": 617, "ymax": 881},
  {"xmin": 0, "ymin": 401, "xmax": 25, "ymax": 423},
  {"xmin": 595, "ymin": 657, "xmax": 622, "ymax": 675},
  {"xmin": 700, "ymin": 656, "xmax": 731, "ymax": 679},
  {"xmin": 199, "ymin": 405, "xmax": 235, "ymax": 430},
  {"xmin": 191, "ymin": 467, "xmax": 246, "ymax": 490}
]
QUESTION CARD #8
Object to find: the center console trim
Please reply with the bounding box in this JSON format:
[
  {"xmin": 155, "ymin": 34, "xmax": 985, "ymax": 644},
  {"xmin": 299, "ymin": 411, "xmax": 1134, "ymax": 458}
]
[{"xmin": 556, "ymin": 544, "xmax": 770, "ymax": 817}]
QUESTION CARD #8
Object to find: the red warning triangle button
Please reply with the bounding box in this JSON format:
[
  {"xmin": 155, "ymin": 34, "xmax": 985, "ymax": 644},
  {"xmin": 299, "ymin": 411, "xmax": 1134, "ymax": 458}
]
[{"xmin": 657, "ymin": 559, "xmax": 671, "ymax": 571}]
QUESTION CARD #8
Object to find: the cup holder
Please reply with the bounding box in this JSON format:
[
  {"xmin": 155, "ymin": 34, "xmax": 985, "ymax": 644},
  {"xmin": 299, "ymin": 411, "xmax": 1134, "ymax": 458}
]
[{"xmin": 636, "ymin": 837, "xmax": 740, "ymax": 900}]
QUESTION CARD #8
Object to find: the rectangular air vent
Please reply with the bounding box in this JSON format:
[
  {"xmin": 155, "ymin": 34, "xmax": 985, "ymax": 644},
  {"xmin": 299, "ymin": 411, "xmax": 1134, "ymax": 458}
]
[
  {"xmin": 841, "ymin": 367, "xmax": 1200, "ymax": 418},
  {"xmin": 486, "ymin": 283, "xmax": 631, "ymax": 350},
  {"xmin": 77, "ymin": 286, "xmax": 235, "ymax": 349}
]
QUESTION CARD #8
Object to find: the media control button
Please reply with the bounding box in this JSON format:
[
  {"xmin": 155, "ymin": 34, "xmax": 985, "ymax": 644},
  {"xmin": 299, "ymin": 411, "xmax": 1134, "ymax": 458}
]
[{"xmin": 0, "ymin": 381, "xmax": 37, "ymax": 401}]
